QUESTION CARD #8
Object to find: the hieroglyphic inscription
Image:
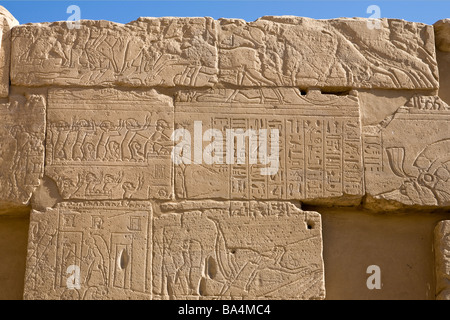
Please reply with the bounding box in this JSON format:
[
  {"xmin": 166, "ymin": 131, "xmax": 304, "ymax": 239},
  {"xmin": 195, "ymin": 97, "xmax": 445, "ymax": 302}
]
[
  {"xmin": 24, "ymin": 201, "xmax": 152, "ymax": 300},
  {"xmin": 363, "ymin": 96, "xmax": 450, "ymax": 207},
  {"xmin": 174, "ymin": 88, "xmax": 364, "ymax": 202},
  {"xmin": 46, "ymin": 88, "xmax": 173, "ymax": 200},
  {"xmin": 153, "ymin": 201, "xmax": 325, "ymax": 300},
  {"xmin": 11, "ymin": 18, "xmax": 218, "ymax": 88},
  {"xmin": 0, "ymin": 94, "xmax": 46, "ymax": 204}
]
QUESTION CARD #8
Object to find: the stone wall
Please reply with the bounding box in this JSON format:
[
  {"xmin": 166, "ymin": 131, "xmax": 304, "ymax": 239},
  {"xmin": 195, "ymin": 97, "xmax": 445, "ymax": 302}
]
[{"xmin": 0, "ymin": 6, "xmax": 449, "ymax": 299}]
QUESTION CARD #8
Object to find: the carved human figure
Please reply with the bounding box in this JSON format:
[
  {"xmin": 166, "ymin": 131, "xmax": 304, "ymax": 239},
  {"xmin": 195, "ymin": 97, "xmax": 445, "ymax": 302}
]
[
  {"xmin": 72, "ymin": 119, "xmax": 94, "ymax": 161},
  {"xmin": 176, "ymin": 240, "xmax": 202, "ymax": 295},
  {"xmin": 122, "ymin": 117, "xmax": 149, "ymax": 161},
  {"xmin": 105, "ymin": 141, "xmax": 121, "ymax": 161},
  {"xmin": 97, "ymin": 121, "xmax": 120, "ymax": 160},
  {"xmin": 130, "ymin": 141, "xmax": 145, "ymax": 162},
  {"xmin": 101, "ymin": 172, "xmax": 123, "ymax": 196},
  {"xmin": 122, "ymin": 174, "xmax": 143, "ymax": 199},
  {"xmin": 53, "ymin": 121, "xmax": 71, "ymax": 161},
  {"xmin": 147, "ymin": 119, "xmax": 171, "ymax": 155},
  {"xmin": 71, "ymin": 172, "xmax": 100, "ymax": 198},
  {"xmin": 9, "ymin": 125, "xmax": 33, "ymax": 198},
  {"xmin": 83, "ymin": 236, "xmax": 108, "ymax": 288}
]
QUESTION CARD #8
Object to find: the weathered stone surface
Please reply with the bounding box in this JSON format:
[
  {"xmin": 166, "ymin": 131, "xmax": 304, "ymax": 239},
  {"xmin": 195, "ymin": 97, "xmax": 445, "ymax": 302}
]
[
  {"xmin": 435, "ymin": 19, "xmax": 450, "ymax": 52},
  {"xmin": 323, "ymin": 208, "xmax": 447, "ymax": 300},
  {"xmin": 24, "ymin": 200, "xmax": 324, "ymax": 300},
  {"xmin": 24, "ymin": 201, "xmax": 152, "ymax": 300},
  {"xmin": 0, "ymin": 94, "xmax": 46, "ymax": 205},
  {"xmin": 45, "ymin": 88, "xmax": 173, "ymax": 200},
  {"xmin": 0, "ymin": 6, "xmax": 19, "ymax": 97},
  {"xmin": 434, "ymin": 220, "xmax": 450, "ymax": 300},
  {"xmin": 11, "ymin": 18, "xmax": 218, "ymax": 88},
  {"xmin": 10, "ymin": 16, "xmax": 438, "ymax": 90},
  {"xmin": 0, "ymin": 12, "xmax": 447, "ymax": 300},
  {"xmin": 357, "ymin": 90, "xmax": 419, "ymax": 126},
  {"xmin": 363, "ymin": 95, "xmax": 450, "ymax": 209},
  {"xmin": 153, "ymin": 201, "xmax": 324, "ymax": 300},
  {"xmin": 218, "ymin": 17, "xmax": 438, "ymax": 90},
  {"xmin": 174, "ymin": 88, "xmax": 364, "ymax": 204}
]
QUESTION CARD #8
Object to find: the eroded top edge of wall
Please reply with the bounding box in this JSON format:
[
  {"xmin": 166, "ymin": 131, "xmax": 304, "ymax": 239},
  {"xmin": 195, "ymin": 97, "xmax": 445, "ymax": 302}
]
[{"xmin": 9, "ymin": 14, "xmax": 439, "ymax": 90}]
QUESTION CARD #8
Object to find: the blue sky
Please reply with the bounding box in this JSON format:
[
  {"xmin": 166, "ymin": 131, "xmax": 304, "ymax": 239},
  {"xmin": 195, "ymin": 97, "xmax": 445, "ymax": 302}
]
[{"xmin": 1, "ymin": 0, "xmax": 449, "ymax": 25}]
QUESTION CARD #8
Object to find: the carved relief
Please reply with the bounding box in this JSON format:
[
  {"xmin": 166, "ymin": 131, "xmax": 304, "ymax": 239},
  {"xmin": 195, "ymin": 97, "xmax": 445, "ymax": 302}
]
[
  {"xmin": 11, "ymin": 18, "xmax": 218, "ymax": 88},
  {"xmin": 24, "ymin": 201, "xmax": 152, "ymax": 300},
  {"xmin": 10, "ymin": 17, "xmax": 438, "ymax": 91},
  {"xmin": 363, "ymin": 96, "xmax": 450, "ymax": 207},
  {"xmin": 45, "ymin": 88, "xmax": 173, "ymax": 200},
  {"xmin": 218, "ymin": 17, "xmax": 438, "ymax": 90},
  {"xmin": 174, "ymin": 88, "xmax": 364, "ymax": 203},
  {"xmin": 0, "ymin": 94, "xmax": 46, "ymax": 204},
  {"xmin": 3, "ymin": 11, "xmax": 448, "ymax": 301},
  {"xmin": 153, "ymin": 201, "xmax": 325, "ymax": 300}
]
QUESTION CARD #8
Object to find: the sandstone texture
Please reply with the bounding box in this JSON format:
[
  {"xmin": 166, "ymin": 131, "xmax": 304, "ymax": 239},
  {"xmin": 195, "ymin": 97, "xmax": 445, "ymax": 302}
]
[
  {"xmin": 0, "ymin": 5, "xmax": 449, "ymax": 300},
  {"xmin": 0, "ymin": 7, "xmax": 18, "ymax": 97},
  {"xmin": 175, "ymin": 88, "xmax": 363, "ymax": 204},
  {"xmin": 364, "ymin": 95, "xmax": 450, "ymax": 209},
  {"xmin": 24, "ymin": 201, "xmax": 152, "ymax": 300},
  {"xmin": 11, "ymin": 17, "xmax": 438, "ymax": 90},
  {"xmin": 25, "ymin": 200, "xmax": 324, "ymax": 300},
  {"xmin": 0, "ymin": 94, "xmax": 46, "ymax": 206},
  {"xmin": 46, "ymin": 88, "xmax": 173, "ymax": 200},
  {"xmin": 217, "ymin": 17, "xmax": 438, "ymax": 90},
  {"xmin": 12, "ymin": 18, "xmax": 218, "ymax": 88}
]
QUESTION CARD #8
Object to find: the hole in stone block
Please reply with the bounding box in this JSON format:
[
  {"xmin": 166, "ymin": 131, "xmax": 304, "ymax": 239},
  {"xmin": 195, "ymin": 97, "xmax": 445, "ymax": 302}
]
[
  {"xmin": 119, "ymin": 249, "xmax": 129, "ymax": 270},
  {"xmin": 207, "ymin": 256, "xmax": 217, "ymax": 279}
]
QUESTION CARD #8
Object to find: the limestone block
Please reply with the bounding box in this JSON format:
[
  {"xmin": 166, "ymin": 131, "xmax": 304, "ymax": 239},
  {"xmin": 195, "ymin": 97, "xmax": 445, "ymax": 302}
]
[
  {"xmin": 218, "ymin": 17, "xmax": 439, "ymax": 90},
  {"xmin": 435, "ymin": 220, "xmax": 450, "ymax": 300},
  {"xmin": 0, "ymin": 94, "xmax": 46, "ymax": 205},
  {"xmin": 435, "ymin": 19, "xmax": 450, "ymax": 52},
  {"xmin": 24, "ymin": 200, "xmax": 323, "ymax": 300},
  {"xmin": 357, "ymin": 90, "xmax": 418, "ymax": 126},
  {"xmin": 45, "ymin": 88, "xmax": 174, "ymax": 200},
  {"xmin": 23, "ymin": 201, "xmax": 152, "ymax": 300},
  {"xmin": 363, "ymin": 95, "xmax": 450, "ymax": 209},
  {"xmin": 11, "ymin": 18, "xmax": 218, "ymax": 88},
  {"xmin": 153, "ymin": 201, "xmax": 325, "ymax": 300},
  {"xmin": 10, "ymin": 16, "xmax": 438, "ymax": 91},
  {"xmin": 0, "ymin": 6, "xmax": 18, "ymax": 97},
  {"xmin": 174, "ymin": 88, "xmax": 364, "ymax": 204}
]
